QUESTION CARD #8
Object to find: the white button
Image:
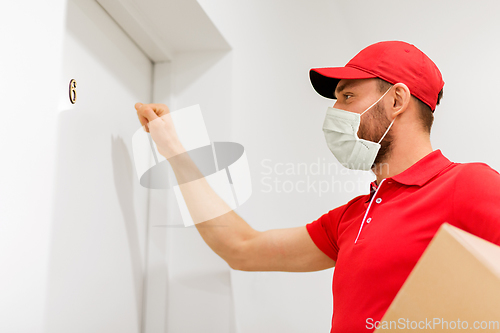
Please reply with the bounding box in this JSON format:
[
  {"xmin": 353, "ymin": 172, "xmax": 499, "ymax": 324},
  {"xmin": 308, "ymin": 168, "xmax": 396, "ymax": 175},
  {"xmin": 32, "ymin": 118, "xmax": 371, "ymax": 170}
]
[
  {"xmin": 366, "ymin": 218, "xmax": 372, "ymax": 223},
  {"xmin": 376, "ymin": 198, "xmax": 382, "ymax": 204}
]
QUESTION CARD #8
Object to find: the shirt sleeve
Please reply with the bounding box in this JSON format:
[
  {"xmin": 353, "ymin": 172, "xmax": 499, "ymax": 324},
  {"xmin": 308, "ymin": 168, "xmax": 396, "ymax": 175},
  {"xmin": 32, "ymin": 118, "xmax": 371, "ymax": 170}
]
[
  {"xmin": 453, "ymin": 162, "xmax": 500, "ymax": 246},
  {"xmin": 306, "ymin": 204, "xmax": 348, "ymax": 262}
]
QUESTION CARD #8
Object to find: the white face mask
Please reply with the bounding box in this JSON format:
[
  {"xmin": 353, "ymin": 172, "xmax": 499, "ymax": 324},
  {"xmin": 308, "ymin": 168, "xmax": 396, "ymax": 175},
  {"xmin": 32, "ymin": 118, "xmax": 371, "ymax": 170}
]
[{"xmin": 322, "ymin": 87, "xmax": 395, "ymax": 171}]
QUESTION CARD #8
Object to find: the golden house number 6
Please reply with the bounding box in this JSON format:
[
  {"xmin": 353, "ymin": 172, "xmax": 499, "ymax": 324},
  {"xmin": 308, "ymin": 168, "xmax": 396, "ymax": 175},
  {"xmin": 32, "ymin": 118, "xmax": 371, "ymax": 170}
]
[{"xmin": 69, "ymin": 79, "xmax": 77, "ymax": 104}]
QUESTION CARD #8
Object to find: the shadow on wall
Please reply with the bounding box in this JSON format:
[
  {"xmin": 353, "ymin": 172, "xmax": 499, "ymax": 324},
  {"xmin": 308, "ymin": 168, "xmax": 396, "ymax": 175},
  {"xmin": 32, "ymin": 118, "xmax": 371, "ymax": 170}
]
[
  {"xmin": 173, "ymin": 50, "xmax": 230, "ymax": 97},
  {"xmin": 111, "ymin": 135, "xmax": 145, "ymax": 323},
  {"xmin": 171, "ymin": 50, "xmax": 234, "ymax": 147}
]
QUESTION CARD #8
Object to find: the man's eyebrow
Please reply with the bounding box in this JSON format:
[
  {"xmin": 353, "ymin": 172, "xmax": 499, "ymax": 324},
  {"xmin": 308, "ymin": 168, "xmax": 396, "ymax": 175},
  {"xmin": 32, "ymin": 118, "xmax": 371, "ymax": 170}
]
[{"xmin": 334, "ymin": 81, "xmax": 353, "ymax": 98}]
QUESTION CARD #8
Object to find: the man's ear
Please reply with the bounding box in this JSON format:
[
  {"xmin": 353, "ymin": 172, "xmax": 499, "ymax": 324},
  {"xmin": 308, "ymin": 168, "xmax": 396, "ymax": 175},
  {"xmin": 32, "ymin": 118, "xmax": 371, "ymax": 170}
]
[{"xmin": 390, "ymin": 83, "xmax": 411, "ymax": 119}]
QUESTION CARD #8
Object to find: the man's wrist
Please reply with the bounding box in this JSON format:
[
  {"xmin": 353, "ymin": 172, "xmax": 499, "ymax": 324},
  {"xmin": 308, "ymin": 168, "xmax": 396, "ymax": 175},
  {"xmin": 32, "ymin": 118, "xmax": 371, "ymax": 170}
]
[{"xmin": 162, "ymin": 144, "xmax": 187, "ymax": 160}]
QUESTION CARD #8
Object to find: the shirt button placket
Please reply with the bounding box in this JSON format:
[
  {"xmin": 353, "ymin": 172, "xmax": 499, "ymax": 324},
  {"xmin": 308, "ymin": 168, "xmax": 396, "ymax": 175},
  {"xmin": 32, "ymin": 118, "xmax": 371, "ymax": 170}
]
[
  {"xmin": 355, "ymin": 178, "xmax": 388, "ymax": 244},
  {"xmin": 369, "ymin": 198, "xmax": 382, "ymax": 224}
]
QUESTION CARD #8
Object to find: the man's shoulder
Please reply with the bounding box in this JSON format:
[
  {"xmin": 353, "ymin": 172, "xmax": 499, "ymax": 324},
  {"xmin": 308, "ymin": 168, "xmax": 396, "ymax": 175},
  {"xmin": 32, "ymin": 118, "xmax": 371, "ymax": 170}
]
[
  {"xmin": 440, "ymin": 160, "xmax": 500, "ymax": 195},
  {"xmin": 447, "ymin": 160, "xmax": 500, "ymax": 178}
]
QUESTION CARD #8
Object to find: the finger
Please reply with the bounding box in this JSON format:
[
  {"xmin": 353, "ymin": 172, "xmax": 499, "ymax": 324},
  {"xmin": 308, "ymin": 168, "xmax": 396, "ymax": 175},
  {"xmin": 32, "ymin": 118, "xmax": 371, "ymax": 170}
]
[
  {"xmin": 146, "ymin": 103, "xmax": 170, "ymax": 118},
  {"xmin": 139, "ymin": 117, "xmax": 150, "ymax": 133},
  {"xmin": 140, "ymin": 105, "xmax": 160, "ymax": 122},
  {"xmin": 138, "ymin": 114, "xmax": 148, "ymax": 128},
  {"xmin": 136, "ymin": 102, "xmax": 170, "ymax": 117},
  {"xmin": 135, "ymin": 103, "xmax": 150, "ymax": 132},
  {"xmin": 136, "ymin": 103, "xmax": 170, "ymax": 133},
  {"xmin": 136, "ymin": 103, "xmax": 159, "ymax": 123}
]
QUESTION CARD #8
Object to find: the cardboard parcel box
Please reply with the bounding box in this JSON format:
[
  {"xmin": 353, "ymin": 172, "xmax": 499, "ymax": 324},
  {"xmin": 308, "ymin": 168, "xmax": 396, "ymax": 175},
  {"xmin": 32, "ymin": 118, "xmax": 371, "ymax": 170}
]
[{"xmin": 375, "ymin": 223, "xmax": 500, "ymax": 332}]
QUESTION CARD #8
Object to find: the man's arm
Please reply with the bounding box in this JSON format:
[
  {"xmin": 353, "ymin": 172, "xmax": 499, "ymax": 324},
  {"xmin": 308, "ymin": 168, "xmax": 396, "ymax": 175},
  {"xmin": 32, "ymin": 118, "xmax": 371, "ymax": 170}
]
[
  {"xmin": 234, "ymin": 225, "xmax": 336, "ymax": 272},
  {"xmin": 454, "ymin": 163, "xmax": 500, "ymax": 246},
  {"xmin": 189, "ymin": 208, "xmax": 336, "ymax": 272}
]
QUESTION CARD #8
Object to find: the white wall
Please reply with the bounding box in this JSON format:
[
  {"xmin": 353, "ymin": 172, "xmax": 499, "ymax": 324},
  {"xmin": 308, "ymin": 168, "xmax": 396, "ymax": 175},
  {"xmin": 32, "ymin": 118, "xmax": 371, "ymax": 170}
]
[
  {"xmin": 1, "ymin": 0, "xmax": 153, "ymax": 332},
  {"xmin": 195, "ymin": 1, "xmax": 500, "ymax": 332},
  {"xmin": 0, "ymin": 1, "xmax": 67, "ymax": 332}
]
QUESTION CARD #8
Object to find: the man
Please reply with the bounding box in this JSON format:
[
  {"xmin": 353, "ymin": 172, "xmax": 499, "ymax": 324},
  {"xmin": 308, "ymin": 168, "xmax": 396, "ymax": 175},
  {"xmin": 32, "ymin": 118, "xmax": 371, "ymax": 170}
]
[{"xmin": 135, "ymin": 41, "xmax": 500, "ymax": 332}]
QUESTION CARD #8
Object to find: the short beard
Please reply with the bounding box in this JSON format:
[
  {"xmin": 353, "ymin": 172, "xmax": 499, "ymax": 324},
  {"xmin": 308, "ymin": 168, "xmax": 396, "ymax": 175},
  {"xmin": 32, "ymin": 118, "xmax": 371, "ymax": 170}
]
[{"xmin": 357, "ymin": 103, "xmax": 394, "ymax": 168}]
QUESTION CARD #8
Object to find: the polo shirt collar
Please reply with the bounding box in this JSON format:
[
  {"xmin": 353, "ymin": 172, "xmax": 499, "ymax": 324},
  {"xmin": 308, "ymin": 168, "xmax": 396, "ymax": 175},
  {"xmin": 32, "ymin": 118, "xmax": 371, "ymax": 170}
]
[
  {"xmin": 367, "ymin": 150, "xmax": 453, "ymax": 202},
  {"xmin": 390, "ymin": 149, "xmax": 453, "ymax": 186}
]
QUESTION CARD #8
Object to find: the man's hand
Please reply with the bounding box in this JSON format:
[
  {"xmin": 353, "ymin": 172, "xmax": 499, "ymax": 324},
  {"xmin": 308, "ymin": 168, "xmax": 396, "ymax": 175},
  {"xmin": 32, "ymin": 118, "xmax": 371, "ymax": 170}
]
[
  {"xmin": 135, "ymin": 102, "xmax": 168, "ymax": 132},
  {"xmin": 135, "ymin": 103, "xmax": 186, "ymax": 159}
]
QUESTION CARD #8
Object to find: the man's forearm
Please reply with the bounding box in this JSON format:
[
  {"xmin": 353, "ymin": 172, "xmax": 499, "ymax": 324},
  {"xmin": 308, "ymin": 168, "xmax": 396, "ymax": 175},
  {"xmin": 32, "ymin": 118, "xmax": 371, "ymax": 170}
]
[{"xmin": 167, "ymin": 151, "xmax": 259, "ymax": 267}]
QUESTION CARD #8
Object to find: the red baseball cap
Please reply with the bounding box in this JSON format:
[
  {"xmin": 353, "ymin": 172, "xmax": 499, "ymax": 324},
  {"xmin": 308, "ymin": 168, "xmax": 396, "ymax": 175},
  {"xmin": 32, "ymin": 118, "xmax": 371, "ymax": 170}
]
[{"xmin": 310, "ymin": 41, "xmax": 444, "ymax": 111}]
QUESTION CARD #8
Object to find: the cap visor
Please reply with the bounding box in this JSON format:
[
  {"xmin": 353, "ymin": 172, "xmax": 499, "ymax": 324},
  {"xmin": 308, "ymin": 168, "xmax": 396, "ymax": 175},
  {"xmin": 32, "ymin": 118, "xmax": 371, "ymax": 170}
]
[{"xmin": 310, "ymin": 67, "xmax": 377, "ymax": 99}]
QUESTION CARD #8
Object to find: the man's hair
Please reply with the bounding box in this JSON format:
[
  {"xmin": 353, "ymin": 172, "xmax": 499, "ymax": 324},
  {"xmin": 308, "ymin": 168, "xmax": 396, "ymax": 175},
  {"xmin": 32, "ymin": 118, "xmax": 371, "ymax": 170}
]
[{"xmin": 376, "ymin": 78, "xmax": 443, "ymax": 133}]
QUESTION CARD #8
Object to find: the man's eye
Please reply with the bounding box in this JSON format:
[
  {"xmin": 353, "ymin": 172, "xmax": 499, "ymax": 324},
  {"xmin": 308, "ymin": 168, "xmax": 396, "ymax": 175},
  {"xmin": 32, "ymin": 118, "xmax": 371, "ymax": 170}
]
[{"xmin": 344, "ymin": 94, "xmax": 352, "ymax": 100}]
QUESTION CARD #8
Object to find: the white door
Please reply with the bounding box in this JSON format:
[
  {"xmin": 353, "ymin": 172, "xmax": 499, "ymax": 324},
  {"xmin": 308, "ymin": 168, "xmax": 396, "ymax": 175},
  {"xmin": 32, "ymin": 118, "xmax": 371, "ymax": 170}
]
[{"xmin": 45, "ymin": 0, "xmax": 153, "ymax": 332}]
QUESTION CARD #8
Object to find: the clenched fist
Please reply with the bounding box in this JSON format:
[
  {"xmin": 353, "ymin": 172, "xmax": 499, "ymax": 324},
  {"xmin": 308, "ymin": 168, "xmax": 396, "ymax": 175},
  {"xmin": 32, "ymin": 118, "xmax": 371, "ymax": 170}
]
[{"xmin": 135, "ymin": 102, "xmax": 186, "ymax": 159}]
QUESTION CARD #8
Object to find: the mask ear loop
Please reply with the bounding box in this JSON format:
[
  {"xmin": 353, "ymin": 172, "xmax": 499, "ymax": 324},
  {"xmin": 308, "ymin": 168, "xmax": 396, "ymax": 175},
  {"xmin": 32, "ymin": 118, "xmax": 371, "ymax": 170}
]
[
  {"xmin": 377, "ymin": 116, "xmax": 396, "ymax": 144},
  {"xmin": 360, "ymin": 86, "xmax": 392, "ymax": 117}
]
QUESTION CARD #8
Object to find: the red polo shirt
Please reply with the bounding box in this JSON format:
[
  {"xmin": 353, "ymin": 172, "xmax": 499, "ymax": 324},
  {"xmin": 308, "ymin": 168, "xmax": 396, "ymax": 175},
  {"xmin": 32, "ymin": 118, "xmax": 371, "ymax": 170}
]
[{"xmin": 306, "ymin": 150, "xmax": 500, "ymax": 332}]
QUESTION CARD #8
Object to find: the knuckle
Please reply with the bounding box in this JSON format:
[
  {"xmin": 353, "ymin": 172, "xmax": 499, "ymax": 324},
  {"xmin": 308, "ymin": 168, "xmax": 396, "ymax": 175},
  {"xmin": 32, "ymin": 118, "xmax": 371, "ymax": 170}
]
[{"xmin": 154, "ymin": 103, "xmax": 170, "ymax": 114}]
